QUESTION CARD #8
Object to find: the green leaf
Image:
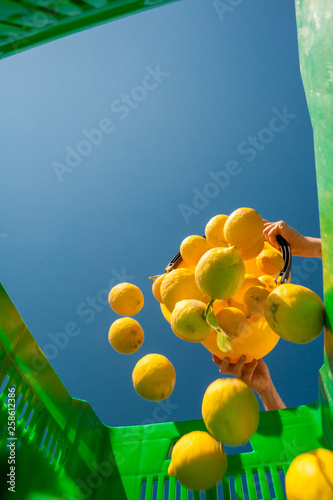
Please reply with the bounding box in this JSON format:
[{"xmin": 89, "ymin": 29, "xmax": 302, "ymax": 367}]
[
  {"xmin": 216, "ymin": 332, "xmax": 232, "ymax": 353},
  {"xmin": 203, "ymin": 299, "xmax": 232, "ymax": 353},
  {"xmin": 205, "ymin": 309, "xmax": 225, "ymax": 334}
]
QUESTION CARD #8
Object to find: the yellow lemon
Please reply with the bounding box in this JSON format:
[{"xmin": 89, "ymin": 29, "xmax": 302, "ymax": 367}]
[
  {"xmin": 108, "ymin": 317, "xmax": 144, "ymax": 354},
  {"xmin": 264, "ymin": 284, "xmax": 325, "ymax": 343},
  {"xmin": 205, "ymin": 214, "xmax": 229, "ymax": 247},
  {"xmin": 171, "ymin": 299, "xmax": 212, "ymax": 342},
  {"xmin": 285, "ymin": 448, "xmax": 333, "ymax": 500},
  {"xmin": 231, "ymin": 274, "xmax": 264, "ymax": 304},
  {"xmin": 168, "ymin": 431, "xmax": 228, "ymax": 491},
  {"xmin": 213, "ymin": 299, "xmax": 229, "ymax": 315},
  {"xmin": 160, "ymin": 268, "xmax": 203, "ymax": 312},
  {"xmin": 216, "ymin": 307, "xmax": 247, "ymax": 338},
  {"xmin": 180, "ymin": 235, "xmax": 211, "ymax": 267},
  {"xmin": 160, "ymin": 303, "xmax": 172, "ymax": 324},
  {"xmin": 132, "ymin": 354, "xmax": 176, "ymax": 401},
  {"xmin": 243, "ymin": 286, "xmax": 269, "ymax": 315},
  {"xmin": 195, "ymin": 247, "xmax": 245, "ymax": 300},
  {"xmin": 237, "ymin": 235, "xmax": 265, "ymax": 260},
  {"xmin": 202, "ymin": 378, "xmax": 259, "ymax": 446},
  {"xmin": 108, "ymin": 282, "xmax": 144, "ymax": 316},
  {"xmin": 227, "ymin": 297, "xmax": 248, "ymax": 316},
  {"xmin": 256, "ymin": 247, "xmax": 284, "ymax": 276},
  {"xmin": 258, "ymin": 274, "xmax": 277, "ymax": 292},
  {"xmin": 224, "ymin": 208, "xmax": 264, "ymax": 249},
  {"xmin": 151, "ymin": 274, "xmax": 166, "ymax": 303}
]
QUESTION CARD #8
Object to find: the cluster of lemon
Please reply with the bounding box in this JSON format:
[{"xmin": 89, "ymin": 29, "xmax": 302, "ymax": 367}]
[
  {"xmin": 153, "ymin": 208, "xmax": 325, "ymax": 349},
  {"xmin": 150, "ymin": 207, "xmax": 327, "ymax": 494},
  {"xmin": 107, "ymin": 207, "xmax": 329, "ymax": 496},
  {"xmin": 108, "ymin": 283, "xmax": 144, "ymax": 354},
  {"xmin": 153, "ymin": 209, "xmax": 278, "ymax": 347},
  {"xmin": 168, "ymin": 377, "xmax": 260, "ymax": 491},
  {"xmin": 108, "ymin": 282, "xmax": 176, "ymax": 401}
]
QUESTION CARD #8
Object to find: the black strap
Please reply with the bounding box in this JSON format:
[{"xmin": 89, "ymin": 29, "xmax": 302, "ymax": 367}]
[
  {"xmin": 165, "ymin": 251, "xmax": 182, "ymax": 272},
  {"xmin": 275, "ymin": 235, "xmax": 292, "ymax": 284}
]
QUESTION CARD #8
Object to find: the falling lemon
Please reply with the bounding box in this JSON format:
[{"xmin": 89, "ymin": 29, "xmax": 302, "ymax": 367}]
[
  {"xmin": 108, "ymin": 282, "xmax": 144, "ymax": 316},
  {"xmin": 160, "ymin": 268, "xmax": 203, "ymax": 312},
  {"xmin": 132, "ymin": 354, "xmax": 176, "ymax": 401},
  {"xmin": 108, "ymin": 317, "xmax": 144, "ymax": 354},
  {"xmin": 285, "ymin": 448, "xmax": 333, "ymax": 500},
  {"xmin": 224, "ymin": 208, "xmax": 264, "ymax": 249},
  {"xmin": 195, "ymin": 247, "xmax": 245, "ymax": 300},
  {"xmin": 171, "ymin": 299, "xmax": 212, "ymax": 342},
  {"xmin": 264, "ymin": 284, "xmax": 325, "ymax": 343},
  {"xmin": 202, "ymin": 378, "xmax": 259, "ymax": 446},
  {"xmin": 168, "ymin": 431, "xmax": 228, "ymax": 491},
  {"xmin": 180, "ymin": 235, "xmax": 210, "ymax": 267},
  {"xmin": 205, "ymin": 214, "xmax": 229, "ymax": 248}
]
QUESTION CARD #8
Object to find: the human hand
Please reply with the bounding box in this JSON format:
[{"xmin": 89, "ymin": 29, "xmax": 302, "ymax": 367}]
[
  {"xmin": 263, "ymin": 220, "xmax": 305, "ymax": 255},
  {"xmin": 263, "ymin": 220, "xmax": 322, "ymax": 258},
  {"xmin": 212, "ymin": 354, "xmax": 286, "ymax": 411},
  {"xmin": 212, "ymin": 355, "xmax": 272, "ymax": 396}
]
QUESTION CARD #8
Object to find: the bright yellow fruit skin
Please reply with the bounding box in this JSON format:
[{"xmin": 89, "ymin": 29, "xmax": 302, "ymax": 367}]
[
  {"xmin": 256, "ymin": 247, "xmax": 284, "ymax": 276},
  {"xmin": 243, "ymin": 285, "xmax": 269, "ymax": 315},
  {"xmin": 231, "ymin": 274, "xmax": 264, "ymax": 304},
  {"xmin": 258, "ymin": 274, "xmax": 277, "ymax": 292},
  {"xmin": 132, "ymin": 354, "xmax": 176, "ymax": 401},
  {"xmin": 264, "ymin": 284, "xmax": 325, "ymax": 343},
  {"xmin": 224, "ymin": 208, "xmax": 264, "ymax": 249},
  {"xmin": 108, "ymin": 317, "xmax": 144, "ymax": 354},
  {"xmin": 160, "ymin": 268, "xmax": 203, "ymax": 312},
  {"xmin": 152, "ymin": 274, "xmax": 166, "ymax": 303},
  {"xmin": 202, "ymin": 378, "xmax": 259, "ymax": 446},
  {"xmin": 171, "ymin": 299, "xmax": 212, "ymax": 342},
  {"xmin": 161, "ymin": 255, "xmax": 280, "ymax": 363},
  {"xmin": 180, "ymin": 235, "xmax": 211, "ymax": 267},
  {"xmin": 168, "ymin": 431, "xmax": 228, "ymax": 491},
  {"xmin": 286, "ymin": 448, "xmax": 333, "ymax": 500},
  {"xmin": 195, "ymin": 247, "xmax": 245, "ymax": 300},
  {"xmin": 237, "ymin": 235, "xmax": 265, "ymax": 260},
  {"xmin": 205, "ymin": 214, "xmax": 229, "ymax": 247},
  {"xmin": 216, "ymin": 307, "xmax": 247, "ymax": 338},
  {"xmin": 108, "ymin": 282, "xmax": 144, "ymax": 316}
]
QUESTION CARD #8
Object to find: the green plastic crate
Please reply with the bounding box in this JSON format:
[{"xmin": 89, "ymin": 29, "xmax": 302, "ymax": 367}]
[
  {"xmin": 1, "ymin": 0, "xmax": 333, "ymax": 499},
  {"xmin": 0, "ymin": 281, "xmax": 332, "ymax": 499},
  {"xmin": 0, "ymin": 0, "xmax": 176, "ymax": 60}
]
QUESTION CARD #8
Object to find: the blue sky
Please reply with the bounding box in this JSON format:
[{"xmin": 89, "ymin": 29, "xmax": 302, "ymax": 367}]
[{"xmin": 0, "ymin": 0, "xmax": 323, "ymax": 436}]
